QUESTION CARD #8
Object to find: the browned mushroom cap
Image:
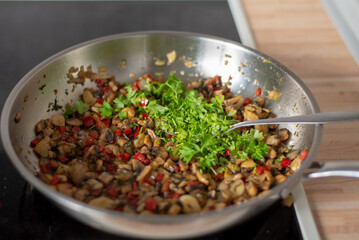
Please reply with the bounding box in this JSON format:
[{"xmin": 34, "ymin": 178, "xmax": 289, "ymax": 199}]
[
  {"xmin": 66, "ymin": 118, "xmax": 83, "ymax": 126},
  {"xmin": 246, "ymin": 181, "xmax": 258, "ymax": 197},
  {"xmin": 179, "ymin": 195, "xmax": 201, "ymax": 213},
  {"xmin": 230, "ymin": 179, "xmax": 245, "ymax": 198},
  {"xmin": 88, "ymin": 196, "xmax": 119, "ymax": 209},
  {"xmin": 278, "ymin": 129, "xmax": 289, "ymax": 141},
  {"xmin": 51, "ymin": 115, "xmax": 65, "ymax": 127},
  {"xmin": 34, "ymin": 136, "xmax": 51, "ymax": 157},
  {"xmin": 83, "ymin": 89, "xmax": 97, "ymax": 105},
  {"xmin": 265, "ymin": 135, "xmax": 281, "ymax": 147}
]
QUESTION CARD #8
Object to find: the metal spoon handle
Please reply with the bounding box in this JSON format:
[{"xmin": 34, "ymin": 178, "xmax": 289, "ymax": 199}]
[{"xmin": 226, "ymin": 111, "xmax": 359, "ymax": 132}]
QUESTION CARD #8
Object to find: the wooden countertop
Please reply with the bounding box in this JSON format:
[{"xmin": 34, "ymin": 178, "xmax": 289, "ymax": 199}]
[{"xmin": 242, "ymin": 0, "xmax": 359, "ymax": 239}]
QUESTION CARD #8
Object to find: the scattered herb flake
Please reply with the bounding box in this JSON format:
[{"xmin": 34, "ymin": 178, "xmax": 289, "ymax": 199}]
[{"xmin": 39, "ymin": 84, "xmax": 46, "ymax": 91}]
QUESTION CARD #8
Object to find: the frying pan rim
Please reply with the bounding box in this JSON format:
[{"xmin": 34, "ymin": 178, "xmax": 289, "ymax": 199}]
[{"xmin": 0, "ymin": 30, "xmax": 323, "ymax": 236}]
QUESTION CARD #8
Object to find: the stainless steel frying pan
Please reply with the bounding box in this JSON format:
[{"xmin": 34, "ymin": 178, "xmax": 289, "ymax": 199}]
[{"xmin": 1, "ymin": 31, "xmax": 359, "ymax": 239}]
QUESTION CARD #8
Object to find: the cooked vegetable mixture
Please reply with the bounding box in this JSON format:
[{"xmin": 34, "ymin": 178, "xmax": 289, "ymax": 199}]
[{"xmin": 32, "ymin": 66, "xmax": 309, "ymax": 214}]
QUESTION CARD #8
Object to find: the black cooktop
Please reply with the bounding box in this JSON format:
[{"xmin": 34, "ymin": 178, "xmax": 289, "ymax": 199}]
[{"xmin": 0, "ymin": 2, "xmax": 302, "ymax": 239}]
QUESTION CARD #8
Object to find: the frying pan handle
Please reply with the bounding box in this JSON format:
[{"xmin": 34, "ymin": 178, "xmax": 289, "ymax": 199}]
[{"xmin": 304, "ymin": 161, "xmax": 359, "ymax": 179}]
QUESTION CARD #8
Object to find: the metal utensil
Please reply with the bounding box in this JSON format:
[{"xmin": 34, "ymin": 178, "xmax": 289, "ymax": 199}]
[{"xmin": 225, "ymin": 110, "xmax": 359, "ymax": 133}]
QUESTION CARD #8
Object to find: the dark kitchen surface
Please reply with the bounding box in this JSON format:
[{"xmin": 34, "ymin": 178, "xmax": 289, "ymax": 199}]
[{"xmin": 0, "ymin": 1, "xmax": 301, "ymax": 240}]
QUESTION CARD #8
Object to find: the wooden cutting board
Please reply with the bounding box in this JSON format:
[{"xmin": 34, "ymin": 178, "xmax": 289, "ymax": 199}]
[{"xmin": 242, "ymin": 0, "xmax": 359, "ymax": 239}]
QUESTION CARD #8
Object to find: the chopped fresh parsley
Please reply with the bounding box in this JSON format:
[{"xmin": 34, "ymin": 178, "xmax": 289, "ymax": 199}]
[
  {"xmin": 64, "ymin": 100, "xmax": 89, "ymax": 118},
  {"xmin": 39, "ymin": 84, "xmax": 46, "ymax": 91},
  {"xmin": 99, "ymin": 101, "xmax": 114, "ymax": 117},
  {"xmin": 143, "ymin": 73, "xmax": 269, "ymax": 172}
]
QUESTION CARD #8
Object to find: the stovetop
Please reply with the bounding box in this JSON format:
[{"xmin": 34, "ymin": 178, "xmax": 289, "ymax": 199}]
[{"xmin": 0, "ymin": 1, "xmax": 302, "ymax": 239}]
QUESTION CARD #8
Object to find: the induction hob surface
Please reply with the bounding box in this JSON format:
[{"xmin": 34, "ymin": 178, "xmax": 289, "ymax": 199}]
[{"xmin": 0, "ymin": 2, "xmax": 302, "ymax": 239}]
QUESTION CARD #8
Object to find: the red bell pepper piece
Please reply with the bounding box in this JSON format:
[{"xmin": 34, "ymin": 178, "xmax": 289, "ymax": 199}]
[
  {"xmin": 213, "ymin": 76, "xmax": 221, "ymax": 84},
  {"xmin": 106, "ymin": 164, "xmax": 117, "ymax": 172},
  {"xmin": 281, "ymin": 158, "xmax": 292, "ymax": 168},
  {"xmin": 91, "ymin": 189, "xmax": 102, "ymax": 197},
  {"xmin": 126, "ymin": 191, "xmax": 135, "ymax": 199},
  {"xmin": 85, "ymin": 137, "xmax": 95, "ymax": 147},
  {"xmin": 95, "ymin": 119, "xmax": 106, "ymax": 130},
  {"xmin": 186, "ymin": 181, "xmax": 200, "ymax": 186},
  {"xmin": 40, "ymin": 164, "xmax": 50, "ymax": 174},
  {"xmin": 142, "ymin": 159, "xmax": 150, "ymax": 165},
  {"xmin": 59, "ymin": 126, "xmax": 66, "ymax": 134},
  {"xmin": 299, "ymin": 150, "xmax": 309, "ymax": 162},
  {"xmin": 173, "ymin": 165, "xmax": 180, "ymax": 171},
  {"xmin": 155, "ymin": 173, "xmax": 164, "ymax": 182},
  {"xmin": 57, "ymin": 154, "xmax": 69, "ymax": 164},
  {"xmin": 115, "ymin": 129, "xmax": 122, "ymax": 137},
  {"xmin": 171, "ymin": 192, "xmax": 181, "ymax": 199},
  {"xmin": 132, "ymin": 181, "xmax": 139, "ymax": 191},
  {"xmin": 265, "ymin": 165, "xmax": 272, "ymax": 171},
  {"xmin": 30, "ymin": 138, "xmax": 41, "ymax": 148},
  {"xmin": 253, "ymin": 166, "xmax": 265, "ymax": 175},
  {"xmin": 145, "ymin": 197, "xmax": 157, "ymax": 212},
  {"xmin": 216, "ymin": 173, "xmax": 224, "ymax": 180},
  {"xmin": 89, "ymin": 131, "xmax": 100, "ymax": 139},
  {"xmin": 139, "ymin": 100, "xmax": 148, "ymax": 107},
  {"xmin": 123, "ymin": 153, "xmax": 130, "ymax": 161},
  {"xmin": 72, "ymin": 127, "xmax": 81, "ymax": 134},
  {"xmin": 255, "ymin": 88, "xmax": 261, "ymax": 96},
  {"xmin": 132, "ymin": 81, "xmax": 140, "ymax": 90},
  {"xmin": 66, "ymin": 136, "xmax": 77, "ymax": 142},
  {"xmin": 107, "ymin": 187, "xmax": 118, "ymax": 197},
  {"xmin": 133, "ymin": 152, "xmax": 145, "ymax": 162},
  {"xmin": 124, "ymin": 127, "xmax": 133, "ymax": 136},
  {"xmin": 225, "ymin": 149, "xmax": 231, "ymax": 156},
  {"xmin": 140, "ymin": 113, "xmax": 148, "ymax": 119},
  {"xmin": 243, "ymin": 97, "xmax": 252, "ymax": 106},
  {"xmin": 50, "ymin": 175, "xmax": 60, "ymax": 185},
  {"xmin": 48, "ymin": 160, "xmax": 58, "ymax": 168},
  {"xmin": 134, "ymin": 126, "xmax": 141, "ymax": 139},
  {"xmin": 143, "ymin": 178, "xmax": 152, "ymax": 185},
  {"xmin": 83, "ymin": 116, "xmax": 95, "ymax": 128},
  {"xmin": 102, "ymin": 118, "xmax": 110, "ymax": 128}
]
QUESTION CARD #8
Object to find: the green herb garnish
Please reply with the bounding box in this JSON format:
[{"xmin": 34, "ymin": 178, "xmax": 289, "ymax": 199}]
[
  {"xmin": 143, "ymin": 73, "xmax": 269, "ymax": 172},
  {"xmin": 39, "ymin": 84, "xmax": 46, "ymax": 91},
  {"xmin": 64, "ymin": 100, "xmax": 89, "ymax": 118}
]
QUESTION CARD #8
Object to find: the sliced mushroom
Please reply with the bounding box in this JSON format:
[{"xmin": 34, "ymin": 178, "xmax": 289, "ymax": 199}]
[
  {"xmin": 278, "ymin": 129, "xmax": 289, "ymax": 141},
  {"xmin": 83, "ymin": 89, "xmax": 97, "ymax": 105},
  {"xmin": 243, "ymin": 111, "xmax": 259, "ymax": 121},
  {"xmin": 179, "ymin": 195, "xmax": 201, "ymax": 213},
  {"xmin": 274, "ymin": 174, "xmax": 287, "ymax": 185},
  {"xmin": 136, "ymin": 166, "xmax": 152, "ymax": 182},
  {"xmin": 134, "ymin": 133, "xmax": 145, "ymax": 148},
  {"xmin": 69, "ymin": 162, "xmax": 88, "ymax": 185},
  {"xmin": 265, "ymin": 135, "xmax": 281, "ymax": 147},
  {"xmin": 123, "ymin": 107, "xmax": 135, "ymax": 119},
  {"xmin": 290, "ymin": 156, "xmax": 301, "ymax": 172},
  {"xmin": 144, "ymin": 135, "xmax": 152, "ymax": 147},
  {"xmin": 167, "ymin": 204, "xmax": 181, "ymax": 215},
  {"xmin": 51, "ymin": 115, "xmax": 65, "ymax": 127},
  {"xmin": 196, "ymin": 171, "xmax": 210, "ymax": 185},
  {"xmin": 88, "ymin": 196, "xmax": 118, "ymax": 209},
  {"xmin": 246, "ymin": 181, "xmax": 258, "ymax": 197},
  {"xmin": 34, "ymin": 136, "xmax": 51, "ymax": 157},
  {"xmin": 98, "ymin": 172, "xmax": 114, "ymax": 185},
  {"xmin": 230, "ymin": 179, "xmax": 245, "ymax": 198},
  {"xmin": 66, "ymin": 118, "xmax": 83, "ymax": 126},
  {"xmin": 85, "ymin": 179, "xmax": 103, "ymax": 190}
]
